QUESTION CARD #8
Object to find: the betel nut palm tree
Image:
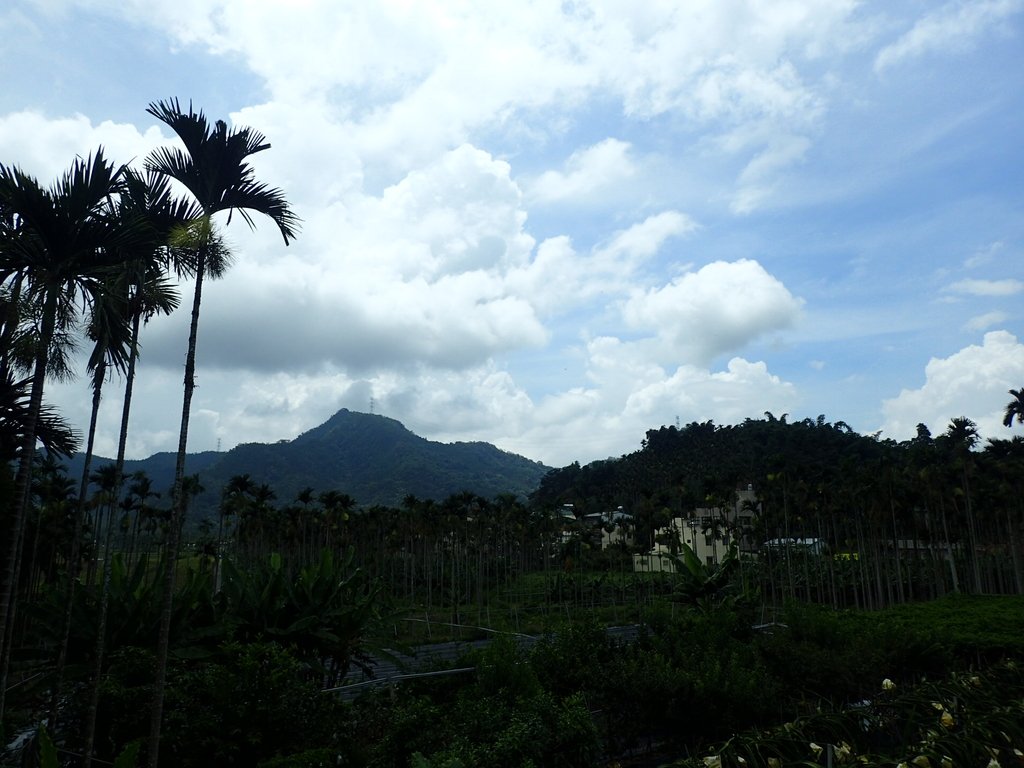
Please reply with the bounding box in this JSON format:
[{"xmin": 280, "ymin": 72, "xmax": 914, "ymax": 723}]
[
  {"xmin": 0, "ymin": 149, "xmax": 147, "ymax": 720},
  {"xmin": 78, "ymin": 170, "xmax": 188, "ymax": 766},
  {"xmin": 143, "ymin": 98, "xmax": 298, "ymax": 767},
  {"xmin": 45, "ymin": 272, "xmax": 134, "ymax": 733}
]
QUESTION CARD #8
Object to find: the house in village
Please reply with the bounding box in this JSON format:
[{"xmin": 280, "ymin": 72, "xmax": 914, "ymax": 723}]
[
  {"xmin": 598, "ymin": 506, "xmax": 633, "ymax": 549},
  {"xmin": 559, "ymin": 504, "xmax": 634, "ymax": 549},
  {"xmin": 633, "ymin": 486, "xmax": 759, "ymax": 573}
]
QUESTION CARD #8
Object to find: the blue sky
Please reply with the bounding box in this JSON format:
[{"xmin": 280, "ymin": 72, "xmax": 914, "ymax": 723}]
[{"xmin": 2, "ymin": 0, "xmax": 1023, "ymax": 468}]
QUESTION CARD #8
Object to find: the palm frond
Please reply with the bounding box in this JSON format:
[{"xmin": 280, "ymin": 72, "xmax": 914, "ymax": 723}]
[
  {"xmin": 54, "ymin": 147, "xmax": 124, "ymax": 222},
  {"xmin": 44, "ymin": 327, "xmax": 79, "ymax": 384},
  {"xmin": 167, "ymin": 217, "xmax": 234, "ymax": 280},
  {"xmin": 134, "ymin": 268, "xmax": 181, "ymax": 323},
  {"xmin": 1004, "ymin": 388, "xmax": 1024, "ymax": 428},
  {"xmin": 146, "ymin": 99, "xmax": 214, "ymax": 163},
  {"xmin": 144, "ymin": 98, "xmax": 300, "ymax": 244},
  {"xmin": 220, "ymin": 180, "xmax": 300, "ymax": 244},
  {"xmin": 0, "ymin": 372, "xmax": 79, "ymax": 460},
  {"xmin": 85, "ymin": 276, "xmax": 134, "ymax": 377}
]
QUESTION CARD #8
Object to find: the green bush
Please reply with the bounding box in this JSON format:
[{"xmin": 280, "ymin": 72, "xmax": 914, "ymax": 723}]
[
  {"xmin": 354, "ymin": 691, "xmax": 450, "ymax": 767},
  {"xmin": 669, "ymin": 660, "xmax": 1024, "ymax": 768},
  {"xmin": 82, "ymin": 643, "xmax": 346, "ymax": 765},
  {"xmin": 528, "ymin": 619, "xmax": 617, "ymax": 700},
  {"xmin": 159, "ymin": 642, "xmax": 346, "ymax": 767}
]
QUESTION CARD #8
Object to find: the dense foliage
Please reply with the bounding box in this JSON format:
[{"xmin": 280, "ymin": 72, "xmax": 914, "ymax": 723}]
[
  {"xmin": 262, "ymin": 595, "xmax": 1022, "ymax": 767},
  {"xmin": 534, "ymin": 416, "xmax": 1024, "ymax": 606}
]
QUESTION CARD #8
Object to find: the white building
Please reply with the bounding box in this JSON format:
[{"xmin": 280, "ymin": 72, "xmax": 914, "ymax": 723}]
[{"xmin": 633, "ymin": 487, "xmax": 759, "ymax": 573}]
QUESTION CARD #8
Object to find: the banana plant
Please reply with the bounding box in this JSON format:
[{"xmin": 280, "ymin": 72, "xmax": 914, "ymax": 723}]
[
  {"xmin": 214, "ymin": 549, "xmax": 382, "ymax": 686},
  {"xmin": 664, "ymin": 541, "xmax": 746, "ymax": 614}
]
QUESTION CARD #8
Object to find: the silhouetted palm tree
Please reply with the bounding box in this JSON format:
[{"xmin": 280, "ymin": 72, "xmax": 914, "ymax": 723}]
[
  {"xmin": 1004, "ymin": 387, "xmax": 1024, "ymax": 429},
  {"xmin": 108, "ymin": 168, "xmax": 189, "ymax": 487},
  {"xmin": 0, "ymin": 149, "xmax": 141, "ymax": 719},
  {"xmin": 143, "ymin": 98, "xmax": 298, "ymax": 766}
]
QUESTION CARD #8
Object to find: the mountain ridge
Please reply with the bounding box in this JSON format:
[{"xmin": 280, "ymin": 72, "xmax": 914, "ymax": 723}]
[{"xmin": 63, "ymin": 409, "xmax": 551, "ymax": 513}]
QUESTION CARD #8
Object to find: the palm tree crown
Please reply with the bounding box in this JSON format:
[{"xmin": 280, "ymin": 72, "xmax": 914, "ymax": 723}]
[
  {"xmin": 1004, "ymin": 387, "xmax": 1024, "ymax": 429},
  {"xmin": 144, "ymin": 98, "xmax": 299, "ymax": 242}
]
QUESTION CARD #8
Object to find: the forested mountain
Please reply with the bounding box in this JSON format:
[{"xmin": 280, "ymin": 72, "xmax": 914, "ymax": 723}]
[
  {"xmin": 65, "ymin": 408, "xmax": 551, "ymax": 512},
  {"xmin": 531, "ymin": 414, "xmax": 873, "ymax": 514}
]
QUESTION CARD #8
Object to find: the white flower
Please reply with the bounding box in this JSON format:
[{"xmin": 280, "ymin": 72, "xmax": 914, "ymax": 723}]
[
  {"xmin": 882, "ymin": 678, "xmax": 895, "ymax": 691},
  {"xmin": 703, "ymin": 756, "xmax": 721, "ymax": 768}
]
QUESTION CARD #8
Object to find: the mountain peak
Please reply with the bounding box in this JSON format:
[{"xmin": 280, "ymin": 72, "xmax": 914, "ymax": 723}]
[{"xmin": 63, "ymin": 408, "xmax": 551, "ymax": 512}]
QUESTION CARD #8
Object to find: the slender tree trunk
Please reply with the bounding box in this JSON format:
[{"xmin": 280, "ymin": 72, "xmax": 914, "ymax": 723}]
[
  {"xmin": 49, "ymin": 362, "xmax": 105, "ymax": 729},
  {"xmin": 148, "ymin": 252, "xmax": 205, "ymax": 768},
  {"xmin": 214, "ymin": 507, "xmax": 226, "ymax": 593},
  {"xmin": 0, "ymin": 512, "xmax": 29, "ymax": 726},
  {"xmin": 781, "ymin": 483, "xmax": 794, "ymax": 600},
  {"xmin": 25, "ymin": 502, "xmax": 44, "ymax": 601},
  {"xmin": 120, "ymin": 315, "xmax": 144, "ymax": 571},
  {"xmin": 81, "ymin": 493, "xmax": 119, "ymax": 763},
  {"xmin": 1009, "ymin": 503, "xmax": 1023, "ymax": 595},
  {"xmin": 889, "ymin": 486, "xmax": 906, "ymax": 604},
  {"xmin": 939, "ymin": 496, "xmax": 960, "ymax": 593},
  {"xmin": 962, "ymin": 468, "xmax": 983, "ymax": 594},
  {"xmin": 83, "ymin": 312, "xmax": 142, "ymax": 763},
  {"xmin": 922, "ymin": 504, "xmax": 943, "ymax": 599},
  {"xmin": 0, "ymin": 289, "xmax": 57, "ymax": 722}
]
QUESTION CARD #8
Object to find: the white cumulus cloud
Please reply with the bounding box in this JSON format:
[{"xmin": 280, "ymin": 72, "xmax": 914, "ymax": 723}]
[
  {"xmin": 622, "ymin": 259, "xmax": 804, "ymax": 365},
  {"xmin": 507, "ymin": 211, "xmax": 697, "ymax": 316},
  {"xmin": 880, "ymin": 330, "xmax": 1024, "ymax": 441},
  {"xmin": 0, "ymin": 110, "xmax": 164, "ymax": 182},
  {"xmin": 529, "ymin": 138, "xmax": 636, "ymax": 204}
]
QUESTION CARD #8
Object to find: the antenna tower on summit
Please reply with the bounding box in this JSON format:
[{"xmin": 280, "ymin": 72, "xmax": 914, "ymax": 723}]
[{"xmin": 370, "ymin": 397, "xmax": 375, "ymax": 415}]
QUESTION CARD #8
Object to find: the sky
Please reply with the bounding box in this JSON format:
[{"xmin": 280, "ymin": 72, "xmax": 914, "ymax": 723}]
[{"xmin": 2, "ymin": 0, "xmax": 1023, "ymax": 469}]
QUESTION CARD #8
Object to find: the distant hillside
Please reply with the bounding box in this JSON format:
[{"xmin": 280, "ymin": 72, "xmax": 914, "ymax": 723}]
[
  {"xmin": 64, "ymin": 409, "xmax": 551, "ymax": 514},
  {"xmin": 528, "ymin": 415, "xmax": 879, "ymax": 514}
]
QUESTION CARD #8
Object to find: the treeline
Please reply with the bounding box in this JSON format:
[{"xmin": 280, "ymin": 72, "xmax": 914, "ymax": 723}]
[
  {"xmin": 533, "ymin": 413, "xmax": 1024, "ymax": 607},
  {"xmin": 14, "ymin": 461, "xmax": 559, "ymax": 619},
  {"xmin": 15, "ymin": 411, "xmax": 1024, "ymax": 654}
]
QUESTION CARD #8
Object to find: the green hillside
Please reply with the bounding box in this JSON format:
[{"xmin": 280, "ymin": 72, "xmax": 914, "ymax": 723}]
[{"xmin": 64, "ymin": 409, "xmax": 551, "ymax": 515}]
